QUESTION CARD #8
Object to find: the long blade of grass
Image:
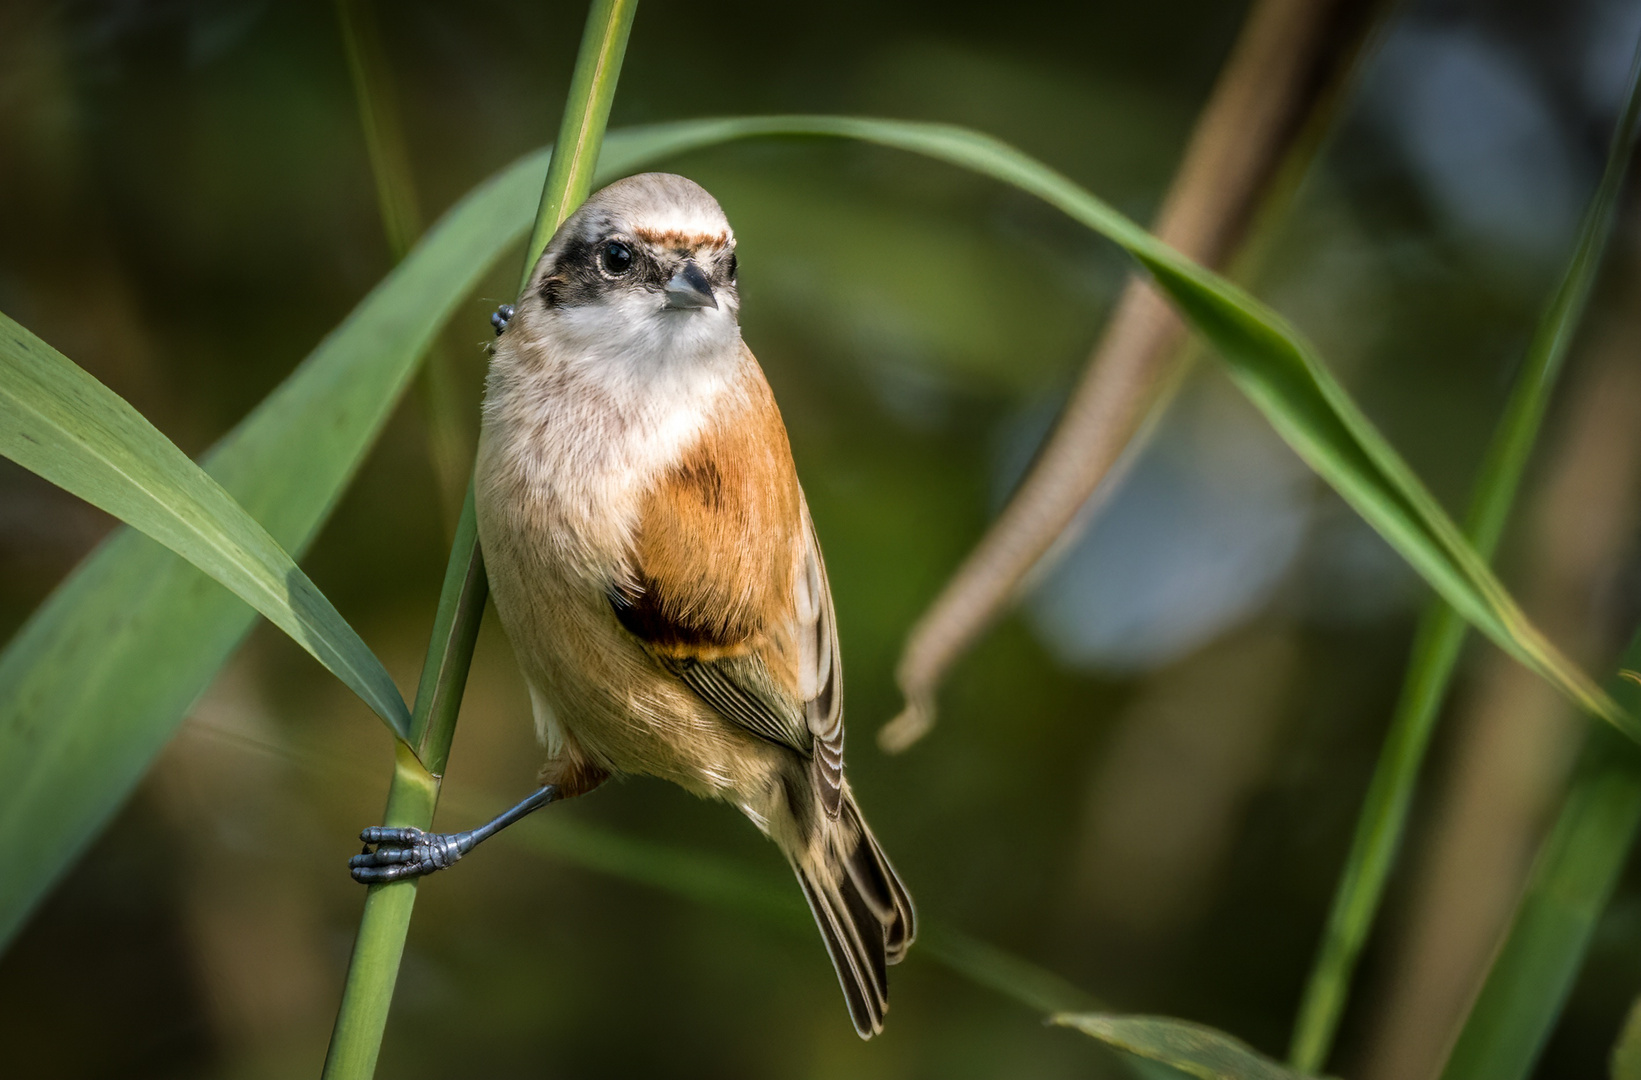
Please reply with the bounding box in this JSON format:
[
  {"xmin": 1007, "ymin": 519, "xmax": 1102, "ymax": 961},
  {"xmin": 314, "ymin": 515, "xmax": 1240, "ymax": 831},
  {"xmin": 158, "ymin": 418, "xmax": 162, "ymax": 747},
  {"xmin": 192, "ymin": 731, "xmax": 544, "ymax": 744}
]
[
  {"xmin": 1437, "ymin": 661, "xmax": 1641, "ymax": 1080},
  {"xmin": 501, "ymin": 809, "xmax": 1103, "ymax": 1013},
  {"xmin": 0, "ymin": 312, "xmax": 412, "ymax": 739},
  {"xmin": 1055, "ymin": 1013, "xmax": 1319, "ymax": 1080},
  {"xmin": 880, "ymin": 0, "xmax": 1391, "ymax": 754},
  {"xmin": 558, "ymin": 113, "xmax": 1620, "ymax": 732},
  {"xmin": 320, "ymin": 4, "xmax": 637, "ymax": 1076},
  {"xmin": 521, "ymin": 0, "xmax": 637, "ymax": 284},
  {"xmin": 180, "ymin": 709, "xmax": 1105, "ymax": 1028},
  {"xmin": 1286, "ymin": 36, "xmax": 1641, "ymax": 1072}
]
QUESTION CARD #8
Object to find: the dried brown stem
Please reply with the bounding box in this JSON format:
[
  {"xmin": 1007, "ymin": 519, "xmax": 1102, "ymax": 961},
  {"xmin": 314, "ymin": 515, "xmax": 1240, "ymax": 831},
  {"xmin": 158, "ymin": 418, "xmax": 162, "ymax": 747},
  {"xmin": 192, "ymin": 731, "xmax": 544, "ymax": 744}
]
[{"xmin": 880, "ymin": 0, "xmax": 1385, "ymax": 752}]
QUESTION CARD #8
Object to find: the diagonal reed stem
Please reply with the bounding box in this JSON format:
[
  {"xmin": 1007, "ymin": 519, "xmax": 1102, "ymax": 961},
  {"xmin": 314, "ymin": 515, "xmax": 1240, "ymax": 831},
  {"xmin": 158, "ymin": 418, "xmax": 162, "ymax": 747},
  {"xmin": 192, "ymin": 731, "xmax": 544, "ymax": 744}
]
[
  {"xmin": 320, "ymin": 490, "xmax": 485, "ymax": 1080},
  {"xmin": 1286, "ymin": 34, "xmax": 1641, "ymax": 1073},
  {"xmin": 319, "ymin": 4, "xmax": 637, "ymax": 1076}
]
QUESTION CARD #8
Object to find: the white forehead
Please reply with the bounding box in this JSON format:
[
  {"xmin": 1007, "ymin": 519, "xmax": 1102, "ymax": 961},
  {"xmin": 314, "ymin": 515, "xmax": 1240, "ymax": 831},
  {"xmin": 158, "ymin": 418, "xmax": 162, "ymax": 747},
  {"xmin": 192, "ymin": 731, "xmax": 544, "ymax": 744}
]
[{"xmin": 570, "ymin": 172, "xmax": 732, "ymax": 245}]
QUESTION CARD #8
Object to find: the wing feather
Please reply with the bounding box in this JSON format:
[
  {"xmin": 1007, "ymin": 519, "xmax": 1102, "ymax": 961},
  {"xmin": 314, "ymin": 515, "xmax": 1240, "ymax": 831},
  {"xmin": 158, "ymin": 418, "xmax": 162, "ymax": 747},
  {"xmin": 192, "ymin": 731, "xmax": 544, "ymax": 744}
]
[{"xmin": 606, "ymin": 353, "xmax": 845, "ymax": 817}]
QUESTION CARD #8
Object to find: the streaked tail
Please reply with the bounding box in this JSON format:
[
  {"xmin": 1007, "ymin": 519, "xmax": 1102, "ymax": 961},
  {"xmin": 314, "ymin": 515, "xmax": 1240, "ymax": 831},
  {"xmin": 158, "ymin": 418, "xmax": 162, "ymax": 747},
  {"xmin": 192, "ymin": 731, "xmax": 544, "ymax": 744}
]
[{"xmin": 792, "ymin": 792, "xmax": 915, "ymax": 1038}]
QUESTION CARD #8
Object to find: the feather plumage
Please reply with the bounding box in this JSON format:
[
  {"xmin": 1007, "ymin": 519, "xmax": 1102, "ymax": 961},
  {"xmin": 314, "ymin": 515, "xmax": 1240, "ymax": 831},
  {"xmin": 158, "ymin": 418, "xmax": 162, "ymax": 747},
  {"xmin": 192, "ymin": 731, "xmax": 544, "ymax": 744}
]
[{"xmin": 475, "ymin": 171, "xmax": 913, "ymax": 1037}]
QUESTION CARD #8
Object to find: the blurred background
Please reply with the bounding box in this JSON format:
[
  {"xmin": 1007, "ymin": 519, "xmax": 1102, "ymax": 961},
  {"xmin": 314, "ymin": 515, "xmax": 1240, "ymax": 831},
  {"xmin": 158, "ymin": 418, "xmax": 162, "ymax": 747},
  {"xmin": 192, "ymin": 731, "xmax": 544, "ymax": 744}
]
[{"xmin": 5, "ymin": 0, "xmax": 1641, "ymax": 1077}]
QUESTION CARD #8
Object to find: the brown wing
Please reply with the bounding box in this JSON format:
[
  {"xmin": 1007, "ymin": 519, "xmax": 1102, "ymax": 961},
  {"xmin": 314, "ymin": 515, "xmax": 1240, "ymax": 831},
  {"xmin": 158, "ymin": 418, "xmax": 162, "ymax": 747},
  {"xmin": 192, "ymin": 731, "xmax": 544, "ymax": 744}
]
[{"xmin": 610, "ymin": 353, "xmax": 844, "ymax": 817}]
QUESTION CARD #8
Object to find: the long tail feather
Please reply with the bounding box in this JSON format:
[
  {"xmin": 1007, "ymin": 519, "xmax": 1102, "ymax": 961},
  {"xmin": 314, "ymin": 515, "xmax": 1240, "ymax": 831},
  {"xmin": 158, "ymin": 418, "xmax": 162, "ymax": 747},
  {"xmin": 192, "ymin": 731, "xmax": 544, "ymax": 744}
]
[{"xmin": 792, "ymin": 792, "xmax": 916, "ymax": 1038}]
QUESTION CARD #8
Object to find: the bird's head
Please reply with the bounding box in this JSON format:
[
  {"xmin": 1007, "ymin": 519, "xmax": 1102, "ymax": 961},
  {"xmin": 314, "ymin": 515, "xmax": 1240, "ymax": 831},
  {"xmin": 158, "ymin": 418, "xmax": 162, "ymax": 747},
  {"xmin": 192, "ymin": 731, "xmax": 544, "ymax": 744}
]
[{"xmin": 518, "ymin": 172, "xmax": 741, "ymax": 368}]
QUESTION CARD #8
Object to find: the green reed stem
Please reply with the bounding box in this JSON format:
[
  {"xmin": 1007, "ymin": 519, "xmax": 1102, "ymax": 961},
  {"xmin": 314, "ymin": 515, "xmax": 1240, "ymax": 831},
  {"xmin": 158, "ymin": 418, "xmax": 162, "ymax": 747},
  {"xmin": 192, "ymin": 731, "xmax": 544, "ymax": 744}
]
[
  {"xmin": 320, "ymin": 2, "xmax": 637, "ymax": 1075},
  {"xmin": 320, "ymin": 489, "xmax": 486, "ymax": 1080},
  {"xmin": 1286, "ymin": 34, "xmax": 1641, "ymax": 1073},
  {"xmin": 523, "ymin": 0, "xmax": 638, "ymax": 287}
]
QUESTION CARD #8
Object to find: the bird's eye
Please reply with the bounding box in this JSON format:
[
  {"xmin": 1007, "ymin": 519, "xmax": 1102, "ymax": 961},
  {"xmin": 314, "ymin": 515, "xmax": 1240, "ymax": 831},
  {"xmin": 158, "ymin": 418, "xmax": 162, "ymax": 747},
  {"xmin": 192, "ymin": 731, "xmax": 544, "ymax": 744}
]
[
  {"xmin": 725, "ymin": 252, "xmax": 737, "ymax": 282},
  {"xmin": 601, "ymin": 240, "xmax": 633, "ymax": 275}
]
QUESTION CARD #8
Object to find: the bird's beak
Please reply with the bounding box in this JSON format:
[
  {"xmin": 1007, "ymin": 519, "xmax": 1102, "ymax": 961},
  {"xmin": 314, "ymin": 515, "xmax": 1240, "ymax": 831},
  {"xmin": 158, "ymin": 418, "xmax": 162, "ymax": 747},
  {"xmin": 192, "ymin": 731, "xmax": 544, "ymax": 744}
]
[{"xmin": 663, "ymin": 259, "xmax": 718, "ymax": 310}]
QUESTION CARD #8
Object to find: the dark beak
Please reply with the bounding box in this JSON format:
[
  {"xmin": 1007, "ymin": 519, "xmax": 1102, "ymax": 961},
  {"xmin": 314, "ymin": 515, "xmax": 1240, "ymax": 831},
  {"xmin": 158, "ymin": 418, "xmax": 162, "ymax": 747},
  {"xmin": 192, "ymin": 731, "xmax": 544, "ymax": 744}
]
[{"xmin": 663, "ymin": 259, "xmax": 718, "ymax": 310}]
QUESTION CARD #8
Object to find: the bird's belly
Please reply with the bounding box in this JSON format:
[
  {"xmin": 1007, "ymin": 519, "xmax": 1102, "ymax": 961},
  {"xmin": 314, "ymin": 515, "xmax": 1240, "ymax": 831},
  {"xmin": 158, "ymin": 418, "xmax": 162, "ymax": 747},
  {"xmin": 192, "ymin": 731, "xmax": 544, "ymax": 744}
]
[{"xmin": 475, "ymin": 473, "xmax": 781, "ymax": 805}]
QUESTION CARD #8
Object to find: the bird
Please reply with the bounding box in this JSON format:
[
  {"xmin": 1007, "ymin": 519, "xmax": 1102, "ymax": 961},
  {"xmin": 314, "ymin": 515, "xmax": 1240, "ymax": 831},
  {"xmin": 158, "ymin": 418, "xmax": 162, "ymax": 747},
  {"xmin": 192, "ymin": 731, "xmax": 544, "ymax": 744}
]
[{"xmin": 349, "ymin": 171, "xmax": 915, "ymax": 1038}]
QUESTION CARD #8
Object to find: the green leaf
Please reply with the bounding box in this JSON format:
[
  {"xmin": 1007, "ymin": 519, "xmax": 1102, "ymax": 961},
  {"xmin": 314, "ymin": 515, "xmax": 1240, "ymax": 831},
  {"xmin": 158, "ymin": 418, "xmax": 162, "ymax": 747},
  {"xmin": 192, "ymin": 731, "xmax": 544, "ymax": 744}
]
[
  {"xmin": 0, "ymin": 311, "xmax": 411, "ymax": 738},
  {"xmin": 1287, "ymin": 32, "xmax": 1641, "ymax": 1071},
  {"xmin": 1053, "ymin": 1013, "xmax": 1319, "ymax": 1080}
]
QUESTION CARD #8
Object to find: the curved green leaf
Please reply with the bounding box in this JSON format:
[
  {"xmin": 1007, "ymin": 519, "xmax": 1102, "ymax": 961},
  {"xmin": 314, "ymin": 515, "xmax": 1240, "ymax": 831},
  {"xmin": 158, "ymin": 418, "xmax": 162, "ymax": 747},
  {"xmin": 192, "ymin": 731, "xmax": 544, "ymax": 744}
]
[
  {"xmin": 594, "ymin": 115, "xmax": 1622, "ymax": 733},
  {"xmin": 1054, "ymin": 1013, "xmax": 1320, "ymax": 1080},
  {"xmin": 0, "ymin": 312, "xmax": 411, "ymax": 738},
  {"xmin": 702, "ymin": 116, "xmax": 1619, "ymax": 731}
]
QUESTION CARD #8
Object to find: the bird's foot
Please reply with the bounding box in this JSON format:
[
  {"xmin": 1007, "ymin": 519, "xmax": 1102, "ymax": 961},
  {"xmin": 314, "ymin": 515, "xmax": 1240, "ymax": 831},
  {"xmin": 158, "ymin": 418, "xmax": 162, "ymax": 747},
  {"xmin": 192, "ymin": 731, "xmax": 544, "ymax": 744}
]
[
  {"xmin": 347, "ymin": 785, "xmax": 561, "ymax": 884},
  {"xmin": 349, "ymin": 826, "xmax": 471, "ymax": 884},
  {"xmin": 490, "ymin": 303, "xmax": 515, "ymax": 336}
]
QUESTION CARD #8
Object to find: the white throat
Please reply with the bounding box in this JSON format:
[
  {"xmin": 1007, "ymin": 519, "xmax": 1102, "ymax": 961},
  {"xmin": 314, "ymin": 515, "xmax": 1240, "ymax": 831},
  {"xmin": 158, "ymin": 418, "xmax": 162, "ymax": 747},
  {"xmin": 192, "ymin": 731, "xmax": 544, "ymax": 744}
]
[{"xmin": 543, "ymin": 289, "xmax": 742, "ymax": 393}]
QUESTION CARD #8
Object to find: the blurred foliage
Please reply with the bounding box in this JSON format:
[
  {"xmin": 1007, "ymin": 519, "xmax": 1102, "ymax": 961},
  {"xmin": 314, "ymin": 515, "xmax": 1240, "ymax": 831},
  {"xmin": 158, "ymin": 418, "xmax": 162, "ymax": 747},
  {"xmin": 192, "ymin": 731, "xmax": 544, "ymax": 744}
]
[{"xmin": 5, "ymin": 1, "xmax": 1641, "ymax": 1079}]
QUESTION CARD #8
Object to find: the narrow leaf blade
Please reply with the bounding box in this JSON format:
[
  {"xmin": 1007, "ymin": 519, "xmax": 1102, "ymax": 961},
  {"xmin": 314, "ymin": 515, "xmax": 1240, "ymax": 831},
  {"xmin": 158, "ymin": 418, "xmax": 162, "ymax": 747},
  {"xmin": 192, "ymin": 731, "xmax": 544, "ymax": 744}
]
[
  {"xmin": 0, "ymin": 312, "xmax": 410, "ymax": 738},
  {"xmin": 1054, "ymin": 1013, "xmax": 1319, "ymax": 1080},
  {"xmin": 4, "ymin": 112, "xmax": 1626, "ymax": 964}
]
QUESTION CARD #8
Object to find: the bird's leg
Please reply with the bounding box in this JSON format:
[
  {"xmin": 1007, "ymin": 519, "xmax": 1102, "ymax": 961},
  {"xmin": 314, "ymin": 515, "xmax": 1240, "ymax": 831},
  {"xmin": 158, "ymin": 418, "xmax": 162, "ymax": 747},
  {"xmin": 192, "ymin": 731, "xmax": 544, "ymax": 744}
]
[
  {"xmin": 490, "ymin": 303, "xmax": 515, "ymax": 336},
  {"xmin": 348, "ymin": 784, "xmax": 559, "ymax": 884}
]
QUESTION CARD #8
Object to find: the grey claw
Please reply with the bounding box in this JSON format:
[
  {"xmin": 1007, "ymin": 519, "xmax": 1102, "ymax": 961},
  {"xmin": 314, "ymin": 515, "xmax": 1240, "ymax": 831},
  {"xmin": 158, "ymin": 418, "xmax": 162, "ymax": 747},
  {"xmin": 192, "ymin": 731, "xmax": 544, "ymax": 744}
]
[
  {"xmin": 352, "ymin": 862, "xmax": 420, "ymax": 884},
  {"xmin": 349, "ymin": 823, "xmax": 471, "ymax": 884},
  {"xmin": 491, "ymin": 304, "xmax": 515, "ymax": 336},
  {"xmin": 349, "ymin": 847, "xmax": 413, "ymax": 868},
  {"xmin": 361, "ymin": 826, "xmax": 423, "ymax": 845}
]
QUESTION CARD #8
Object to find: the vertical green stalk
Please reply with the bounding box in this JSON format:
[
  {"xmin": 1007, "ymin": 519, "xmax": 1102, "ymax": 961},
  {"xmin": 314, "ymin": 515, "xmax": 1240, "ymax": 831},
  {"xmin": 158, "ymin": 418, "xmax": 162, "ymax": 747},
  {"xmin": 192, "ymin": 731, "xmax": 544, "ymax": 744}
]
[
  {"xmin": 522, "ymin": 0, "xmax": 638, "ymax": 286},
  {"xmin": 336, "ymin": 0, "xmax": 472, "ymax": 530},
  {"xmin": 1286, "ymin": 36, "xmax": 1641, "ymax": 1073},
  {"xmin": 321, "ymin": 490, "xmax": 485, "ymax": 1080},
  {"xmin": 320, "ymin": 3, "xmax": 638, "ymax": 1077}
]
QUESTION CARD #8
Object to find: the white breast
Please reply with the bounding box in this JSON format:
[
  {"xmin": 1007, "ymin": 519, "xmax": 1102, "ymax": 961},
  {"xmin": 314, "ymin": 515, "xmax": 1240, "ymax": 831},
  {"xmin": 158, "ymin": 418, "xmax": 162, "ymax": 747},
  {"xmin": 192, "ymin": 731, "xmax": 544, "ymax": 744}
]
[{"xmin": 476, "ymin": 296, "xmax": 746, "ymax": 582}]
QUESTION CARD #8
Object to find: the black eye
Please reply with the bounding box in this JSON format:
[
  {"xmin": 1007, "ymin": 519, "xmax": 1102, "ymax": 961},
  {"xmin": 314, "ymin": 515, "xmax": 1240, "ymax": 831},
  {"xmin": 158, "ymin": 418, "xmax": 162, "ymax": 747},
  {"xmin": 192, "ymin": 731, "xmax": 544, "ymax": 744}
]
[
  {"xmin": 601, "ymin": 240, "xmax": 633, "ymax": 275},
  {"xmin": 726, "ymin": 252, "xmax": 737, "ymax": 281}
]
